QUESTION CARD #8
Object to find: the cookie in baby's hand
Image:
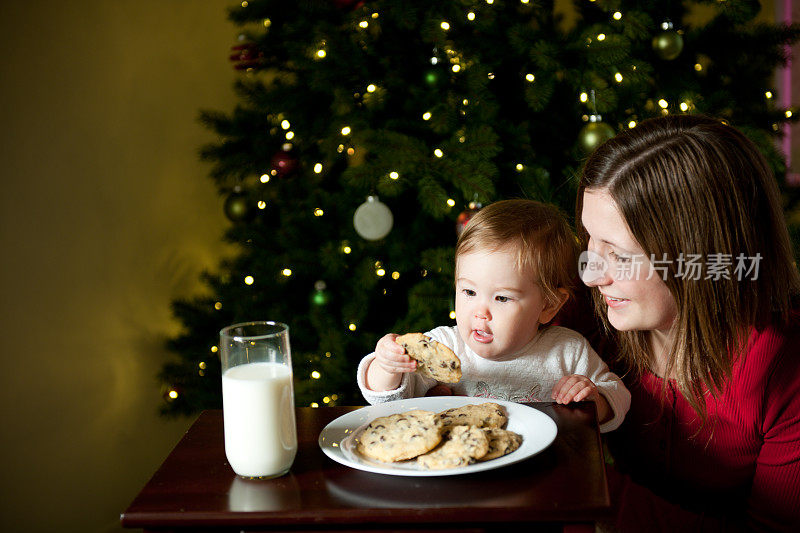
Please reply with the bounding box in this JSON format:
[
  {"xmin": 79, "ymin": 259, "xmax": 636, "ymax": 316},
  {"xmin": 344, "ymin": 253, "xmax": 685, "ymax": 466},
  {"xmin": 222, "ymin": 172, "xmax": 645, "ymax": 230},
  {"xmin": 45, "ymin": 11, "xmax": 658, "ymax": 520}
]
[
  {"xmin": 437, "ymin": 402, "xmax": 508, "ymax": 431},
  {"xmin": 395, "ymin": 333, "xmax": 461, "ymax": 383},
  {"xmin": 356, "ymin": 409, "xmax": 442, "ymax": 462},
  {"xmin": 416, "ymin": 425, "xmax": 489, "ymax": 469}
]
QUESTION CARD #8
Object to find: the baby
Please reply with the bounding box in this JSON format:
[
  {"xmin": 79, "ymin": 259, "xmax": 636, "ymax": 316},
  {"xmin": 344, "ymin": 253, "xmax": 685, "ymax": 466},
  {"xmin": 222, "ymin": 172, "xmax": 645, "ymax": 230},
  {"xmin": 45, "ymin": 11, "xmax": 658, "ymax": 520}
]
[{"xmin": 357, "ymin": 199, "xmax": 630, "ymax": 432}]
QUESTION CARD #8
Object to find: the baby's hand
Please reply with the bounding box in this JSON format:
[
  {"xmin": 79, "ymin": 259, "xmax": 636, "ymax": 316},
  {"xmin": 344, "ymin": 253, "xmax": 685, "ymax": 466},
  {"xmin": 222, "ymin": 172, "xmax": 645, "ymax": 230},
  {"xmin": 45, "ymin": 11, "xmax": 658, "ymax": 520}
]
[
  {"xmin": 551, "ymin": 374, "xmax": 612, "ymax": 423},
  {"xmin": 372, "ymin": 334, "xmax": 417, "ymax": 375},
  {"xmin": 551, "ymin": 374, "xmax": 600, "ymax": 404}
]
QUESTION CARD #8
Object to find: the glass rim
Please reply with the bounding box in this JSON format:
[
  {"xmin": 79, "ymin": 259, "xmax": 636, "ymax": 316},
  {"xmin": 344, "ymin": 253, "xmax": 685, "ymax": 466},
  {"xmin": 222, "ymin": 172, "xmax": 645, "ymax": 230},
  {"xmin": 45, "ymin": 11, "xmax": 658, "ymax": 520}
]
[{"xmin": 220, "ymin": 321, "xmax": 289, "ymax": 341}]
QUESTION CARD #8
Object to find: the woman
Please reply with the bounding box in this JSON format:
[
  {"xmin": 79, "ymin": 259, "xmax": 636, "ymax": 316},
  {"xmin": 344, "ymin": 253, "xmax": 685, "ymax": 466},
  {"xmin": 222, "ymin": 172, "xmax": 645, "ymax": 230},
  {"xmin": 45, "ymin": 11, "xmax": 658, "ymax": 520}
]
[{"xmin": 577, "ymin": 115, "xmax": 800, "ymax": 531}]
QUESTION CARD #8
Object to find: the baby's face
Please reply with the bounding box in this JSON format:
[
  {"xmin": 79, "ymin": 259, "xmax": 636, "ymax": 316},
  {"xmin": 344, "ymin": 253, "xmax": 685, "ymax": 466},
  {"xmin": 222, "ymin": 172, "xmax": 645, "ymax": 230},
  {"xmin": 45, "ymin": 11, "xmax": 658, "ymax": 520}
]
[{"xmin": 455, "ymin": 247, "xmax": 549, "ymax": 361}]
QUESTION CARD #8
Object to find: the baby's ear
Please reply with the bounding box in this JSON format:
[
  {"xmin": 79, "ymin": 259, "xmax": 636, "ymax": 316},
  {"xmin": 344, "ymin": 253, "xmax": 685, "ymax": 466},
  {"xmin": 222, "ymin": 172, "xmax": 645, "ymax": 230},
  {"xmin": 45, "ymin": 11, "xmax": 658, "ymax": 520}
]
[{"xmin": 539, "ymin": 288, "xmax": 569, "ymax": 325}]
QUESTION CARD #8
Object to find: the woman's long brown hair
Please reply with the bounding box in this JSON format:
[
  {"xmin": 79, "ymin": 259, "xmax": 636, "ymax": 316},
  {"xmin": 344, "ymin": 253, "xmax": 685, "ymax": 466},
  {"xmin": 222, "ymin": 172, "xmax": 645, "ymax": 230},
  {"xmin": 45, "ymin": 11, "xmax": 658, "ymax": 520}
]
[{"xmin": 576, "ymin": 115, "xmax": 800, "ymax": 421}]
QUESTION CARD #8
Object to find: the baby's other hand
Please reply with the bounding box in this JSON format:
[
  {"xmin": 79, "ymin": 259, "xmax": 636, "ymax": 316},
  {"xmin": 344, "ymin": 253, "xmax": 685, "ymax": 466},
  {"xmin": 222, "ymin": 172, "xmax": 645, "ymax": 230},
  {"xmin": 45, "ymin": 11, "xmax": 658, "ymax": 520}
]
[
  {"xmin": 551, "ymin": 374, "xmax": 600, "ymax": 404},
  {"xmin": 372, "ymin": 333, "xmax": 417, "ymax": 375}
]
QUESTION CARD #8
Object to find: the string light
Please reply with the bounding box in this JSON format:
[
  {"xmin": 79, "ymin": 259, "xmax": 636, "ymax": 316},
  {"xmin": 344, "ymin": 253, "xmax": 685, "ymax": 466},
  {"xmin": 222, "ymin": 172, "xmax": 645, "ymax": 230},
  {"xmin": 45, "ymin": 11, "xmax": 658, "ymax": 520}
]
[
  {"xmin": 597, "ymin": 33, "xmax": 606, "ymax": 41},
  {"xmin": 447, "ymin": 198, "xmax": 456, "ymax": 207},
  {"xmin": 440, "ymin": 21, "xmax": 450, "ymax": 30},
  {"xmin": 316, "ymin": 49, "xmax": 326, "ymax": 59},
  {"xmin": 260, "ymin": 173, "xmax": 270, "ymax": 183},
  {"xmin": 168, "ymin": 389, "xmax": 179, "ymax": 399},
  {"xmin": 314, "ymin": 208, "xmax": 324, "ymax": 216},
  {"xmin": 628, "ymin": 120, "xmax": 637, "ymax": 128},
  {"xmin": 311, "ymin": 371, "xmax": 321, "ymax": 379},
  {"xmin": 348, "ymin": 323, "xmax": 357, "ymax": 331},
  {"xmin": 694, "ymin": 63, "xmax": 703, "ymax": 72},
  {"xmin": 376, "ymin": 268, "xmax": 386, "ymax": 277},
  {"xmin": 389, "ymin": 171, "xmax": 399, "ymax": 179},
  {"xmin": 263, "ymin": 18, "xmax": 271, "ymax": 28},
  {"xmin": 680, "ymin": 102, "xmax": 689, "ymax": 112},
  {"xmin": 467, "ymin": 11, "xmax": 475, "ymax": 20},
  {"xmin": 765, "ymin": 91, "xmax": 773, "ymax": 99},
  {"xmin": 392, "ymin": 271, "xmax": 400, "ymax": 280},
  {"xmin": 515, "ymin": 163, "xmax": 524, "ymax": 171},
  {"xmin": 199, "ymin": 361, "xmax": 207, "ymax": 369},
  {"xmin": 311, "ymin": 402, "xmax": 319, "ymax": 408},
  {"xmin": 614, "ymin": 72, "xmax": 623, "ymax": 83},
  {"xmin": 214, "ymin": 302, "xmax": 222, "ymax": 310},
  {"xmin": 580, "ymin": 92, "xmax": 588, "ymax": 103},
  {"xmin": 281, "ymin": 120, "xmax": 290, "ymax": 129},
  {"xmin": 244, "ymin": 276, "xmax": 254, "ymax": 285},
  {"xmin": 613, "ymin": 11, "xmax": 622, "ymax": 20},
  {"xmin": 422, "ymin": 111, "xmax": 432, "ymax": 120},
  {"xmin": 257, "ymin": 200, "xmax": 266, "ymax": 209},
  {"xmin": 434, "ymin": 148, "xmax": 444, "ymax": 157},
  {"xmin": 342, "ymin": 244, "xmax": 352, "ymax": 254},
  {"xmin": 452, "ymin": 65, "xmax": 461, "ymax": 72},
  {"xmin": 366, "ymin": 84, "xmax": 377, "ymax": 92},
  {"xmin": 313, "ymin": 163, "xmax": 323, "ymax": 173},
  {"xmin": 359, "ymin": 20, "xmax": 368, "ymax": 28},
  {"xmin": 285, "ymin": 131, "xmax": 294, "ymax": 140},
  {"xmin": 341, "ymin": 126, "xmax": 351, "ymax": 135},
  {"xmin": 209, "ymin": 347, "xmax": 217, "ymax": 355},
  {"xmin": 282, "ymin": 269, "xmax": 292, "ymax": 277},
  {"xmin": 786, "ymin": 110, "xmax": 793, "ymax": 118},
  {"xmin": 658, "ymin": 99, "xmax": 669, "ymax": 109},
  {"xmin": 525, "ymin": 73, "xmax": 535, "ymax": 82},
  {"xmin": 450, "ymin": 311, "xmax": 456, "ymax": 319}
]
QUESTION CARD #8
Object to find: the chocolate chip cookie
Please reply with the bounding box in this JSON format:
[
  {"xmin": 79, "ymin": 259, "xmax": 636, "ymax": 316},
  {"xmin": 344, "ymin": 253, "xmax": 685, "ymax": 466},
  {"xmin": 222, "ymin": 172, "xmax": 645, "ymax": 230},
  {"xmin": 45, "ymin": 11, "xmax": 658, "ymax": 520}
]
[
  {"xmin": 437, "ymin": 402, "xmax": 508, "ymax": 431},
  {"xmin": 416, "ymin": 425, "xmax": 489, "ymax": 469},
  {"xmin": 356, "ymin": 409, "xmax": 442, "ymax": 462},
  {"xmin": 395, "ymin": 333, "xmax": 461, "ymax": 383}
]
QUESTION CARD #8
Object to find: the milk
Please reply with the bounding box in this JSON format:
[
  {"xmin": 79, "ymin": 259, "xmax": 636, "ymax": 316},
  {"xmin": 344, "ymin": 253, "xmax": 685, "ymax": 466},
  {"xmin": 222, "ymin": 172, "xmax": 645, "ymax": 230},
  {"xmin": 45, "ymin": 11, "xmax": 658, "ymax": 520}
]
[{"xmin": 222, "ymin": 362, "xmax": 297, "ymax": 478}]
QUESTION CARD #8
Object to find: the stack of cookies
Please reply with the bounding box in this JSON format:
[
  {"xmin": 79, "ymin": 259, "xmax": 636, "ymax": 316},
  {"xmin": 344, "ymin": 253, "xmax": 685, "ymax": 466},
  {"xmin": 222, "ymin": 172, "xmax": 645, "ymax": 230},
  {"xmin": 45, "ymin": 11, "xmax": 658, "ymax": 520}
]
[{"xmin": 355, "ymin": 402, "xmax": 523, "ymax": 470}]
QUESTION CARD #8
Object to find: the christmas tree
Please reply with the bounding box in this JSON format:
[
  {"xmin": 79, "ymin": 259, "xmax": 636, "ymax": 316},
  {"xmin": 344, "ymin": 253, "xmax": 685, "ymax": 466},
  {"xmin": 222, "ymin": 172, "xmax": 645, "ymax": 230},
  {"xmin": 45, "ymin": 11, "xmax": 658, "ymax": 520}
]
[{"xmin": 160, "ymin": 0, "xmax": 799, "ymax": 416}]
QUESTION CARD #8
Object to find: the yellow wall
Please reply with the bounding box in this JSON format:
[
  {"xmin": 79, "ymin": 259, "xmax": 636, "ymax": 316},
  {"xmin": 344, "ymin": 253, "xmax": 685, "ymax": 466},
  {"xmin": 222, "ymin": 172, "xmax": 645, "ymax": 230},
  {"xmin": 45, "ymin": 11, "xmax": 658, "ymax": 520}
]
[{"xmin": 0, "ymin": 1, "xmax": 236, "ymax": 531}]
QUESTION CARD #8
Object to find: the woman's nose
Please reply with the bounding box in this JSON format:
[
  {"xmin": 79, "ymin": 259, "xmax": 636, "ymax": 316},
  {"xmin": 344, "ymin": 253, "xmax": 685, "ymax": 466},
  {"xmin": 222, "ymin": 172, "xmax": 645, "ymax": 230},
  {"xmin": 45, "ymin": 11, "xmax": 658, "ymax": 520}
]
[{"xmin": 580, "ymin": 250, "xmax": 612, "ymax": 287}]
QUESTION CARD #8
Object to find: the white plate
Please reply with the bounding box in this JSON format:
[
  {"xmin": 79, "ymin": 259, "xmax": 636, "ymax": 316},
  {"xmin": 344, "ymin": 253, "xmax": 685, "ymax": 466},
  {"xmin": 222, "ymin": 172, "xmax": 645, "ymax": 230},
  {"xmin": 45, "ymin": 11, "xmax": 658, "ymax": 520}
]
[{"xmin": 318, "ymin": 397, "xmax": 557, "ymax": 477}]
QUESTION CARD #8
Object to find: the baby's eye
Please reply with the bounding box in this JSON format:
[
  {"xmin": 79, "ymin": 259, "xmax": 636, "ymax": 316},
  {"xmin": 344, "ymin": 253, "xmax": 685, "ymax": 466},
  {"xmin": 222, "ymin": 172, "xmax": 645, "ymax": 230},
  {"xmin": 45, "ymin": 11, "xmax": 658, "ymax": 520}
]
[
  {"xmin": 461, "ymin": 288, "xmax": 476, "ymax": 297},
  {"xmin": 495, "ymin": 295, "xmax": 512, "ymax": 303}
]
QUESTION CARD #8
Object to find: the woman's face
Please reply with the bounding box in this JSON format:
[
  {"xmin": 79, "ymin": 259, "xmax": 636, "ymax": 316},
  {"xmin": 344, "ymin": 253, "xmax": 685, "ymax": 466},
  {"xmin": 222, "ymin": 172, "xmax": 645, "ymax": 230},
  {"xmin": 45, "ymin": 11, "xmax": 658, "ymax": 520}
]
[{"xmin": 580, "ymin": 189, "xmax": 678, "ymax": 338}]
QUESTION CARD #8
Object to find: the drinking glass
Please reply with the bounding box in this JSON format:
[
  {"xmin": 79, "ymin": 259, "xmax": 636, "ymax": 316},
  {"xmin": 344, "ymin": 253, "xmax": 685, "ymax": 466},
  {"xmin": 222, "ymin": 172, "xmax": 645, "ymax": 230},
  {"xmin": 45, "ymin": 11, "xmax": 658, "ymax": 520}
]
[{"xmin": 220, "ymin": 321, "xmax": 297, "ymax": 478}]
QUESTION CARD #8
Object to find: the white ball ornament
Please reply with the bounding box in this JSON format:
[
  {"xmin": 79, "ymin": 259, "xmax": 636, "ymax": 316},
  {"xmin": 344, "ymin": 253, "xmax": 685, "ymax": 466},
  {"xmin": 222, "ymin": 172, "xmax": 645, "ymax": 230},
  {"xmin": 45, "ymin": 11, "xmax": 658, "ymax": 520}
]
[{"xmin": 353, "ymin": 195, "xmax": 393, "ymax": 240}]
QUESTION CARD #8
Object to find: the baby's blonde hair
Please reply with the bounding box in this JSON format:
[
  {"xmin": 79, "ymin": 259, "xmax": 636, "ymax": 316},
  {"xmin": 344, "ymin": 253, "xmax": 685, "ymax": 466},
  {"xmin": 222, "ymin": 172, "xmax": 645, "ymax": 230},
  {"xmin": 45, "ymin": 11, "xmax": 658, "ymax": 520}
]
[{"xmin": 456, "ymin": 199, "xmax": 578, "ymax": 308}]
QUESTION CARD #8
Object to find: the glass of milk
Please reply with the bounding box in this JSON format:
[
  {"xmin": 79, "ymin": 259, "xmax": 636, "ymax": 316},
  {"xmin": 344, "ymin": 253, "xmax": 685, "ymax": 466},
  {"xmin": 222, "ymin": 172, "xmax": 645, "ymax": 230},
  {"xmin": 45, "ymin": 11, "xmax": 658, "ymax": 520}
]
[{"xmin": 220, "ymin": 321, "xmax": 297, "ymax": 478}]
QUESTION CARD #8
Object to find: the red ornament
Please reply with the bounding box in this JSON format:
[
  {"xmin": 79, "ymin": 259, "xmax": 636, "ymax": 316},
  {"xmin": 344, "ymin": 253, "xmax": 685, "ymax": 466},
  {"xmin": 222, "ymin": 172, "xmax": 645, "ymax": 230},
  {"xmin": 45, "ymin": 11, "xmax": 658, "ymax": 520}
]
[
  {"xmin": 456, "ymin": 202, "xmax": 482, "ymax": 237},
  {"xmin": 229, "ymin": 43, "xmax": 265, "ymax": 71},
  {"xmin": 270, "ymin": 149, "xmax": 299, "ymax": 178}
]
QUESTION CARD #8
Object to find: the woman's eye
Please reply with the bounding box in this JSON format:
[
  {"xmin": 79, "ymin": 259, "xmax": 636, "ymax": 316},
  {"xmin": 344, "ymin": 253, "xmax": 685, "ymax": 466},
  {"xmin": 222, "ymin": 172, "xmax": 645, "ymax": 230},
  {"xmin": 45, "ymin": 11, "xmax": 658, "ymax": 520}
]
[{"xmin": 609, "ymin": 250, "xmax": 631, "ymax": 263}]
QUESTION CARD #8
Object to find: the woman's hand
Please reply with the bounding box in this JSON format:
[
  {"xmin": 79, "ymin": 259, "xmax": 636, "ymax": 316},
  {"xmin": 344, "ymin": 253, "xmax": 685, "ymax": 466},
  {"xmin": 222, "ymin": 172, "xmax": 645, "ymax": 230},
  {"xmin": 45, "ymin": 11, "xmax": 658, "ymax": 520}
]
[
  {"xmin": 365, "ymin": 334, "xmax": 417, "ymax": 391},
  {"xmin": 551, "ymin": 374, "xmax": 612, "ymax": 423}
]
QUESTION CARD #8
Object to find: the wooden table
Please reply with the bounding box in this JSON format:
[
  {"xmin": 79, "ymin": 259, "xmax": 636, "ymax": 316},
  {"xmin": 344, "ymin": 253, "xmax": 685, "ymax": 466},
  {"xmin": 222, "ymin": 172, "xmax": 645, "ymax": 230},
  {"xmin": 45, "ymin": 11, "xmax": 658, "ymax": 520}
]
[{"xmin": 121, "ymin": 403, "xmax": 610, "ymax": 532}]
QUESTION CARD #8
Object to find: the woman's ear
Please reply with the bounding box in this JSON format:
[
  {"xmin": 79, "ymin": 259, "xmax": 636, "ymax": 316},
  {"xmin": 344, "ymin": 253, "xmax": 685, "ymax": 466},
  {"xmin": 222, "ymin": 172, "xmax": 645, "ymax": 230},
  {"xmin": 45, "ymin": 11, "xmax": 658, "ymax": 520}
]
[{"xmin": 539, "ymin": 288, "xmax": 570, "ymax": 325}]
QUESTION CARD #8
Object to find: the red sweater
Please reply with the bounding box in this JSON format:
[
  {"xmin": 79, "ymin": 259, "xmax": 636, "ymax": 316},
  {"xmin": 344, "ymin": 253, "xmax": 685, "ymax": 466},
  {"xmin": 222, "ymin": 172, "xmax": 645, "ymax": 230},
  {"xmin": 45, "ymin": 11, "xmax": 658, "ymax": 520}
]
[{"xmin": 607, "ymin": 310, "xmax": 800, "ymax": 531}]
